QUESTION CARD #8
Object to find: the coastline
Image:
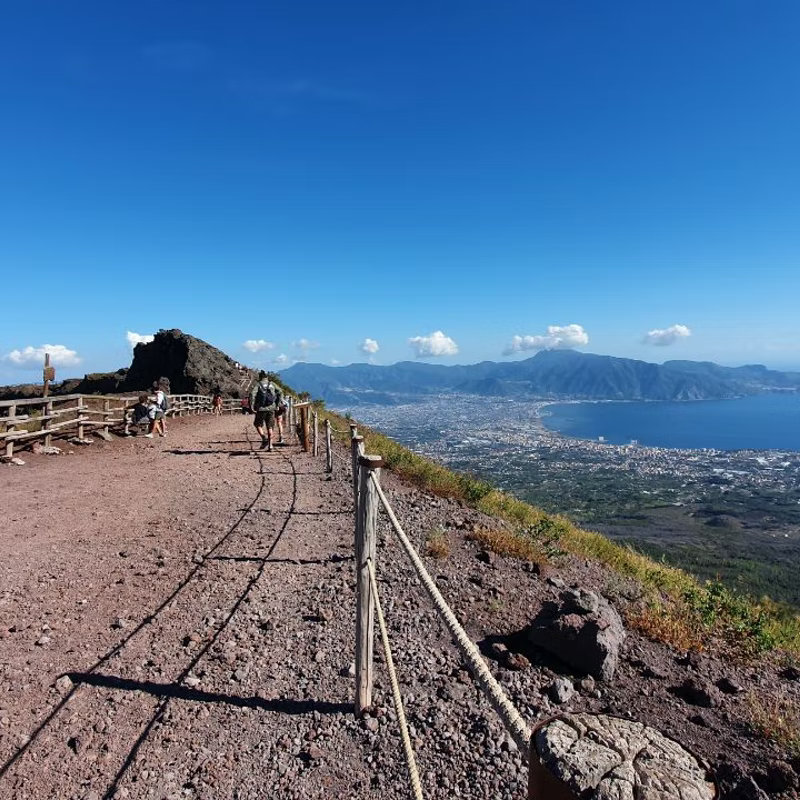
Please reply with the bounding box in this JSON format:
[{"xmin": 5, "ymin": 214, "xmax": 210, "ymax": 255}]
[
  {"xmin": 341, "ymin": 393, "xmax": 800, "ymax": 606},
  {"xmin": 534, "ymin": 394, "xmax": 800, "ymax": 454}
]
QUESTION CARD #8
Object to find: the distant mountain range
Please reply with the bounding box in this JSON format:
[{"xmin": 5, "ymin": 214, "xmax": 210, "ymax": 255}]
[{"xmin": 281, "ymin": 350, "xmax": 800, "ymax": 406}]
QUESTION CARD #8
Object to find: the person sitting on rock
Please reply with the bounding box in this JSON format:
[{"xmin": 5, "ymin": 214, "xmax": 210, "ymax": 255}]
[
  {"xmin": 249, "ymin": 371, "xmax": 282, "ymax": 451},
  {"xmin": 130, "ymin": 394, "xmax": 151, "ymax": 433}
]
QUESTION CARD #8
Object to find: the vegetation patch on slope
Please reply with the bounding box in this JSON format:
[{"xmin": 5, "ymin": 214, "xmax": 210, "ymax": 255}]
[{"xmin": 317, "ymin": 406, "xmax": 800, "ymax": 657}]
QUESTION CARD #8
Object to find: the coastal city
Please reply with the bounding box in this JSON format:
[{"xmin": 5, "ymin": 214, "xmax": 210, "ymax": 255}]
[{"xmin": 347, "ymin": 394, "xmax": 800, "ymax": 604}]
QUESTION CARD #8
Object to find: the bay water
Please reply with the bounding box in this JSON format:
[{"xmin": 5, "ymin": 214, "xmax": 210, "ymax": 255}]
[{"xmin": 540, "ymin": 393, "xmax": 800, "ymax": 451}]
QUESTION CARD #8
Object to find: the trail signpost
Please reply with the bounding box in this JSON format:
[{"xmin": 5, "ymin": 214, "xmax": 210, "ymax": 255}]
[{"xmin": 43, "ymin": 353, "xmax": 55, "ymax": 397}]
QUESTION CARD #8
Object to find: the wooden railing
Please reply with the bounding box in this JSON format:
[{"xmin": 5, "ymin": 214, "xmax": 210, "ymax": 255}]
[{"xmin": 0, "ymin": 393, "xmax": 236, "ymax": 458}]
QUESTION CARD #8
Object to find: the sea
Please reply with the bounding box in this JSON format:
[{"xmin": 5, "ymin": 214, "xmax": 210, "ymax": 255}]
[{"xmin": 540, "ymin": 393, "xmax": 800, "ymax": 451}]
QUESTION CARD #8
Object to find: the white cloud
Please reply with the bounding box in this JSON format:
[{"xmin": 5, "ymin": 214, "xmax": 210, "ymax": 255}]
[
  {"xmin": 408, "ymin": 330, "xmax": 459, "ymax": 358},
  {"xmin": 643, "ymin": 324, "xmax": 692, "ymax": 346},
  {"xmin": 360, "ymin": 338, "xmax": 380, "ymax": 355},
  {"xmin": 3, "ymin": 344, "xmax": 81, "ymax": 369},
  {"xmin": 503, "ymin": 324, "xmax": 589, "ymax": 355},
  {"xmin": 243, "ymin": 339, "xmax": 275, "ymax": 353},
  {"xmin": 292, "ymin": 338, "xmax": 320, "ymax": 351},
  {"xmin": 126, "ymin": 331, "xmax": 154, "ymax": 349},
  {"xmin": 273, "ymin": 353, "xmax": 289, "ymax": 365}
]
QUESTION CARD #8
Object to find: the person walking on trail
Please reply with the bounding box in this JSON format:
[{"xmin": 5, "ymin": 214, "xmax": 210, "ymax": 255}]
[
  {"xmin": 152, "ymin": 381, "xmax": 169, "ymax": 436},
  {"xmin": 250, "ymin": 371, "xmax": 282, "ymax": 451},
  {"xmin": 145, "ymin": 392, "xmax": 165, "ymax": 438},
  {"xmin": 275, "ymin": 393, "xmax": 288, "ymax": 444}
]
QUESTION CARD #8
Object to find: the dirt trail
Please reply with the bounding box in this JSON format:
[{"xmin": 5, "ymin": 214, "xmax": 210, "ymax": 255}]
[
  {"xmin": 0, "ymin": 415, "xmax": 402, "ymax": 799},
  {"xmin": 1, "ymin": 415, "xmax": 533, "ymax": 800},
  {"xmin": 7, "ymin": 413, "xmax": 783, "ymax": 799}
]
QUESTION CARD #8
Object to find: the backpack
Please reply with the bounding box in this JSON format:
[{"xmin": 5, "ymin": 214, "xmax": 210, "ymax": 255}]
[
  {"xmin": 160, "ymin": 392, "xmax": 169, "ymax": 412},
  {"xmin": 255, "ymin": 381, "xmax": 277, "ymax": 410}
]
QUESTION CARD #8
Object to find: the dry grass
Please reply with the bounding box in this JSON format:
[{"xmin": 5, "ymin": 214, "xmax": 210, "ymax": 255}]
[
  {"xmin": 319, "ymin": 406, "xmax": 800, "ymax": 657},
  {"xmin": 625, "ymin": 601, "xmax": 706, "ymax": 653},
  {"xmin": 425, "ymin": 527, "xmax": 450, "ymax": 559},
  {"xmin": 747, "ymin": 691, "xmax": 800, "ymax": 756},
  {"xmin": 467, "ymin": 527, "xmax": 547, "ymax": 565}
]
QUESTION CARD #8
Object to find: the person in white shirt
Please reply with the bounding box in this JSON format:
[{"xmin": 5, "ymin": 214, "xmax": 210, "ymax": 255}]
[{"xmin": 148, "ymin": 381, "xmax": 167, "ymax": 438}]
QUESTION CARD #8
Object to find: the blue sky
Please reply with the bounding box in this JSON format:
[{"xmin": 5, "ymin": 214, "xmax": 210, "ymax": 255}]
[{"xmin": 2, "ymin": 1, "xmax": 799, "ymax": 383}]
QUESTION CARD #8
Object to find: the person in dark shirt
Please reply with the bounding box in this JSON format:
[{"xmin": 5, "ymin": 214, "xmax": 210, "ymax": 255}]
[{"xmin": 249, "ymin": 371, "xmax": 283, "ymax": 451}]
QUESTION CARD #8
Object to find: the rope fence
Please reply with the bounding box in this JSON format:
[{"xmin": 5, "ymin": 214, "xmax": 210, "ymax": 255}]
[
  {"xmin": 347, "ymin": 430, "xmax": 531, "ymax": 796},
  {"xmin": 308, "ymin": 417, "xmax": 718, "ymax": 800},
  {"xmin": 366, "ymin": 558, "xmax": 424, "ymax": 800},
  {"xmin": 369, "ymin": 471, "xmax": 532, "ymax": 754}
]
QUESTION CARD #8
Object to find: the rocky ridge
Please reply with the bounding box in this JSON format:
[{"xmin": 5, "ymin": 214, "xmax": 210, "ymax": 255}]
[{"xmin": 0, "ymin": 329, "xmax": 256, "ymax": 401}]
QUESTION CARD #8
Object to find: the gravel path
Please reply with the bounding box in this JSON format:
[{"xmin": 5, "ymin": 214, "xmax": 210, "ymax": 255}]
[{"xmin": 0, "ymin": 415, "xmax": 528, "ymax": 800}]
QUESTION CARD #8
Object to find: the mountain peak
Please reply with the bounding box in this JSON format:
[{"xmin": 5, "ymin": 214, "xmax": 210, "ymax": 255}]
[{"xmin": 281, "ymin": 350, "xmax": 800, "ymax": 405}]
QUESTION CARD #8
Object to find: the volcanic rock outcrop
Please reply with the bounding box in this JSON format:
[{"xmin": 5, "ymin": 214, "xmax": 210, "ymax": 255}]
[
  {"xmin": 122, "ymin": 329, "xmax": 254, "ymax": 396},
  {"xmin": 0, "ymin": 330, "xmax": 256, "ymax": 400},
  {"xmin": 527, "ymin": 586, "xmax": 626, "ymax": 681}
]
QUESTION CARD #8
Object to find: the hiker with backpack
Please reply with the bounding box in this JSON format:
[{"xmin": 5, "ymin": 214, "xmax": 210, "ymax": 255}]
[
  {"xmin": 149, "ymin": 381, "xmax": 169, "ymax": 438},
  {"xmin": 249, "ymin": 371, "xmax": 282, "ymax": 451}
]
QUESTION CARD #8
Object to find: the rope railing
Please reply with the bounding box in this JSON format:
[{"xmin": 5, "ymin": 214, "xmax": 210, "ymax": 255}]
[
  {"xmin": 366, "ymin": 558, "xmax": 424, "ymax": 800},
  {"xmin": 306, "ymin": 421, "xmax": 718, "ymax": 800},
  {"xmin": 369, "ymin": 471, "xmax": 532, "ymax": 754},
  {"xmin": 346, "ymin": 447, "xmax": 531, "ymax": 798}
]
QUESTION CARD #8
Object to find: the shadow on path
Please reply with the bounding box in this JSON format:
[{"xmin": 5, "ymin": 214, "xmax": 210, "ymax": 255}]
[
  {"xmin": 68, "ymin": 673, "xmax": 349, "ymax": 716},
  {"xmin": 208, "ymin": 553, "xmax": 352, "ymax": 566},
  {"xmin": 101, "ymin": 446, "xmax": 302, "ymax": 799},
  {"xmin": 0, "ymin": 430, "xmax": 286, "ymax": 787},
  {"xmin": 167, "ymin": 449, "xmax": 255, "ymax": 456}
]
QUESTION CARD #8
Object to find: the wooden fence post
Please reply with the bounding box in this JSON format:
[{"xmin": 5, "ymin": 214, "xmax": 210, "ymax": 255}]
[
  {"xmin": 76, "ymin": 396, "xmax": 85, "ymax": 441},
  {"xmin": 351, "ymin": 434, "xmax": 364, "ymax": 515},
  {"xmin": 325, "ymin": 419, "xmax": 333, "ymax": 473},
  {"xmin": 43, "ymin": 399, "xmax": 53, "ymax": 447},
  {"xmin": 355, "ymin": 454, "xmax": 382, "ymax": 716},
  {"xmin": 5, "ymin": 402, "xmax": 16, "ymax": 458},
  {"xmin": 312, "ymin": 410, "xmax": 319, "ymax": 457},
  {"xmin": 103, "ymin": 398, "xmax": 111, "ymax": 438},
  {"xmin": 298, "ymin": 405, "xmax": 310, "ymax": 452}
]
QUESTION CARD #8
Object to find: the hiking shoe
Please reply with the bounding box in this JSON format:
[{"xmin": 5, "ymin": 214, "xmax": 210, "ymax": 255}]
[
  {"xmin": 260, "ymin": 439, "xmax": 268, "ymax": 450},
  {"xmin": 158, "ymin": 433, "xmax": 166, "ymax": 438},
  {"xmin": 144, "ymin": 433, "xmax": 154, "ymax": 438},
  {"xmin": 267, "ymin": 443, "xmax": 274, "ymax": 452}
]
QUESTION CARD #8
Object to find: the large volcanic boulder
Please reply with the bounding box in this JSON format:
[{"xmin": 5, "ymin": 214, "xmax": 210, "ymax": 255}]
[
  {"xmin": 122, "ymin": 329, "xmax": 254, "ymax": 397},
  {"xmin": 527, "ymin": 587, "xmax": 626, "ymax": 681}
]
